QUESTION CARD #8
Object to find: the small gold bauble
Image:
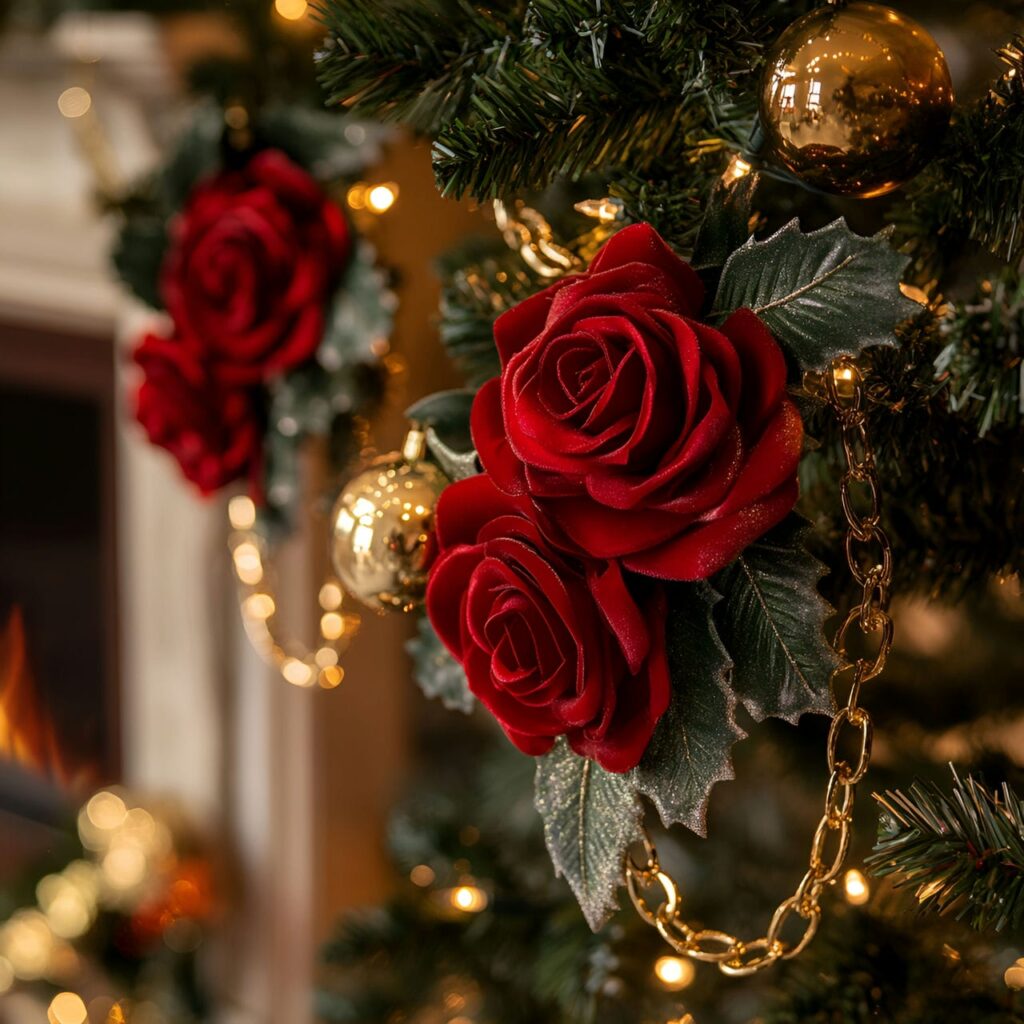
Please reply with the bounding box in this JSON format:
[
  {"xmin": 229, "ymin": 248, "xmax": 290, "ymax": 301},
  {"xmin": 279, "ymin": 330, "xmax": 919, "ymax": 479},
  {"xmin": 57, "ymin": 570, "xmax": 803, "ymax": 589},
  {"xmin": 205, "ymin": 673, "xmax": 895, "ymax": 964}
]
[
  {"xmin": 760, "ymin": 2, "xmax": 954, "ymax": 197},
  {"xmin": 330, "ymin": 429, "xmax": 448, "ymax": 613},
  {"xmin": 1005, "ymin": 958, "xmax": 1024, "ymax": 990}
]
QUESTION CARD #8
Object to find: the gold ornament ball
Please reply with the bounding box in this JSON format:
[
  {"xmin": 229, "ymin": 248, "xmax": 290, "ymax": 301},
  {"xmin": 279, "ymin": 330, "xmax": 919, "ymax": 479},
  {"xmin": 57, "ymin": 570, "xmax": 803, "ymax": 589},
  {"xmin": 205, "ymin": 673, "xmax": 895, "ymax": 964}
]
[
  {"xmin": 760, "ymin": 2, "xmax": 954, "ymax": 197},
  {"xmin": 330, "ymin": 430, "xmax": 448, "ymax": 613},
  {"xmin": 1005, "ymin": 958, "xmax": 1024, "ymax": 990}
]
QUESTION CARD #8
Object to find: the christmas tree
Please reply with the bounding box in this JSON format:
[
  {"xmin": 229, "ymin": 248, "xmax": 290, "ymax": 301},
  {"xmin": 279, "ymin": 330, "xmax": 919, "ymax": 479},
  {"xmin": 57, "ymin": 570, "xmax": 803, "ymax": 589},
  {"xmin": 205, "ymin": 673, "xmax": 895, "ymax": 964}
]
[{"xmin": 311, "ymin": 0, "xmax": 1024, "ymax": 1020}]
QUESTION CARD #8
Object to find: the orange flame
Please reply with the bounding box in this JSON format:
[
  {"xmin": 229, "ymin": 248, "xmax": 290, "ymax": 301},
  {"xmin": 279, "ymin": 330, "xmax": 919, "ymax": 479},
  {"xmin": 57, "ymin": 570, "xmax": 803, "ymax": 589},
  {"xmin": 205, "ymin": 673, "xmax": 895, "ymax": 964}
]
[{"xmin": 0, "ymin": 605, "xmax": 75, "ymax": 785}]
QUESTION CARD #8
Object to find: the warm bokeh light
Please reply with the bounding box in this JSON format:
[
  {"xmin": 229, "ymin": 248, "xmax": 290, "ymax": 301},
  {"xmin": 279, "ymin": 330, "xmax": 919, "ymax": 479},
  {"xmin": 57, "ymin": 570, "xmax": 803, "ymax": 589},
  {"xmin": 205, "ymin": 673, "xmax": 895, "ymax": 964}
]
[
  {"xmin": 410, "ymin": 864, "xmax": 436, "ymax": 887},
  {"xmin": 318, "ymin": 665, "xmax": 344, "ymax": 689},
  {"xmin": 0, "ymin": 955, "xmax": 14, "ymax": 993},
  {"xmin": 2, "ymin": 910, "xmax": 55, "ymax": 979},
  {"xmin": 274, "ymin": 0, "xmax": 308, "ymax": 20},
  {"xmin": 654, "ymin": 954, "xmax": 695, "ymax": 990},
  {"xmin": 844, "ymin": 868, "xmax": 870, "ymax": 905},
  {"xmin": 244, "ymin": 593, "xmax": 276, "ymax": 620},
  {"xmin": 320, "ymin": 612, "xmax": 345, "ymax": 640},
  {"xmin": 86, "ymin": 790, "xmax": 128, "ymax": 831},
  {"xmin": 57, "ymin": 87, "xmax": 92, "ymax": 119},
  {"xmin": 102, "ymin": 844, "xmax": 147, "ymax": 891},
  {"xmin": 318, "ymin": 582, "xmax": 343, "ymax": 610},
  {"xmin": 228, "ymin": 495, "xmax": 257, "ymax": 531},
  {"xmin": 449, "ymin": 885, "xmax": 488, "ymax": 913},
  {"xmin": 233, "ymin": 542, "xmax": 263, "ymax": 585},
  {"xmin": 282, "ymin": 658, "xmax": 314, "ymax": 687},
  {"xmin": 366, "ymin": 183, "xmax": 398, "ymax": 214},
  {"xmin": 47, "ymin": 992, "xmax": 88, "ymax": 1024}
]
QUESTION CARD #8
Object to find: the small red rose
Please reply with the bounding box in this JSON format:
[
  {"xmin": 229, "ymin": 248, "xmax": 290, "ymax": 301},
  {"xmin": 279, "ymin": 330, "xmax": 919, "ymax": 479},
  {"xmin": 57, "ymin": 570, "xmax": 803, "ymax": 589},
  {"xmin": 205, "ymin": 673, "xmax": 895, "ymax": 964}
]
[
  {"xmin": 472, "ymin": 222, "xmax": 803, "ymax": 581},
  {"xmin": 426, "ymin": 473, "xmax": 670, "ymax": 773},
  {"xmin": 133, "ymin": 332, "xmax": 262, "ymax": 496},
  {"xmin": 162, "ymin": 149, "xmax": 351, "ymax": 386}
]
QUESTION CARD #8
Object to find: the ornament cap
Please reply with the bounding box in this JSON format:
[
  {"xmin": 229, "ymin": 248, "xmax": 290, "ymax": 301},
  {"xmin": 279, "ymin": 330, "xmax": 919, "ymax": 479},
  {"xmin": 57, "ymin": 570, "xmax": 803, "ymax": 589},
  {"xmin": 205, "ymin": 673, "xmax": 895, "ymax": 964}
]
[{"xmin": 402, "ymin": 426, "xmax": 428, "ymax": 462}]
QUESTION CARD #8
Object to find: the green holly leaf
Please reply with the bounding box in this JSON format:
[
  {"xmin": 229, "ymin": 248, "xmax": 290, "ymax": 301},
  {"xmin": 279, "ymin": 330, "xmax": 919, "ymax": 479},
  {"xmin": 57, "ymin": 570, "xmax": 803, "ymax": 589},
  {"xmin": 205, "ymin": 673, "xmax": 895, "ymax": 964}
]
[
  {"xmin": 112, "ymin": 216, "xmax": 167, "ymax": 309},
  {"xmin": 713, "ymin": 218, "xmax": 919, "ymax": 370},
  {"xmin": 425, "ymin": 427, "xmax": 479, "ymax": 481},
  {"xmin": 406, "ymin": 617, "xmax": 474, "ymax": 713},
  {"xmin": 632, "ymin": 582, "xmax": 743, "ymax": 835},
  {"xmin": 713, "ymin": 516, "xmax": 839, "ymax": 724},
  {"xmin": 535, "ymin": 738, "xmax": 644, "ymax": 931},
  {"xmin": 692, "ymin": 172, "xmax": 760, "ymax": 271}
]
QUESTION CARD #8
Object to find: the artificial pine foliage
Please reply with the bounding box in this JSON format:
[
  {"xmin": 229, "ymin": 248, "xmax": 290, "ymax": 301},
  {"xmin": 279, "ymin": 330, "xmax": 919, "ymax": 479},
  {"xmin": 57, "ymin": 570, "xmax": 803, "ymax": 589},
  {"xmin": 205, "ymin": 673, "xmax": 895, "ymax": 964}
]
[{"xmin": 868, "ymin": 769, "xmax": 1024, "ymax": 934}]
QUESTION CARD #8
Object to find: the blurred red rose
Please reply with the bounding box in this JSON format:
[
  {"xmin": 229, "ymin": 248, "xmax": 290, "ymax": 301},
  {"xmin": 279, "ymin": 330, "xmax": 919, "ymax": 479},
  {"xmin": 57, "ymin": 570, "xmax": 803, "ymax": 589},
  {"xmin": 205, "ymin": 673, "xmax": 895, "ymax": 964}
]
[
  {"xmin": 161, "ymin": 149, "xmax": 350, "ymax": 385},
  {"xmin": 133, "ymin": 332, "xmax": 262, "ymax": 495},
  {"xmin": 472, "ymin": 223, "xmax": 803, "ymax": 581},
  {"xmin": 426, "ymin": 474, "xmax": 670, "ymax": 773}
]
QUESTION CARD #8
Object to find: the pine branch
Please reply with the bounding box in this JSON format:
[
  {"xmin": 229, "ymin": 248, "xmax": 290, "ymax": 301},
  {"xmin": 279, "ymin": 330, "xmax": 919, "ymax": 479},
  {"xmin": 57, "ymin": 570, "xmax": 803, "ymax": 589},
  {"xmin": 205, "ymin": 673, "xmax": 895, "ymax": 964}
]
[
  {"xmin": 867, "ymin": 768, "xmax": 1024, "ymax": 933},
  {"xmin": 316, "ymin": 0, "xmax": 814, "ymax": 198},
  {"xmin": 895, "ymin": 37, "xmax": 1024, "ymax": 282},
  {"xmin": 314, "ymin": 0, "xmax": 515, "ymax": 134},
  {"xmin": 763, "ymin": 904, "xmax": 1022, "ymax": 1023},
  {"xmin": 936, "ymin": 267, "xmax": 1024, "ymax": 436},
  {"xmin": 801, "ymin": 305, "xmax": 1024, "ymax": 601},
  {"xmin": 437, "ymin": 236, "xmax": 551, "ymax": 386}
]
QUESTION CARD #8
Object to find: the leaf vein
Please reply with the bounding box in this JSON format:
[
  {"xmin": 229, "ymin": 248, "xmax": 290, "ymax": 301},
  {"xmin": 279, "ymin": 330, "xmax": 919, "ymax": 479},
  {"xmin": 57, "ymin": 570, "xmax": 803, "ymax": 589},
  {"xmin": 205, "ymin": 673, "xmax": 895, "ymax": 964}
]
[{"xmin": 752, "ymin": 253, "xmax": 859, "ymax": 314}]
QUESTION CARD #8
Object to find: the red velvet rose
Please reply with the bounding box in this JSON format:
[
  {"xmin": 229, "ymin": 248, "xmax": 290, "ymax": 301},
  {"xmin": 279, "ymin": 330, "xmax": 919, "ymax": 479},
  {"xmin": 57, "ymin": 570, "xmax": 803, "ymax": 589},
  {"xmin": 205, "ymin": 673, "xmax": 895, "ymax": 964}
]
[
  {"xmin": 162, "ymin": 149, "xmax": 351, "ymax": 386},
  {"xmin": 133, "ymin": 333, "xmax": 262, "ymax": 495},
  {"xmin": 472, "ymin": 223, "xmax": 803, "ymax": 581},
  {"xmin": 426, "ymin": 473, "xmax": 670, "ymax": 773}
]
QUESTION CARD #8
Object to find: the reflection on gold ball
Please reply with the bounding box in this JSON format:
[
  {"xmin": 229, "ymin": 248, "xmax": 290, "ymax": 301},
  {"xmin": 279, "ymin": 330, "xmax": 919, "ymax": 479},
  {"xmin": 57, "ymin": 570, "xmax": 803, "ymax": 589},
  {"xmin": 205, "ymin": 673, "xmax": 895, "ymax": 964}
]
[
  {"xmin": 330, "ymin": 432, "xmax": 448, "ymax": 612},
  {"xmin": 760, "ymin": 2, "xmax": 953, "ymax": 197}
]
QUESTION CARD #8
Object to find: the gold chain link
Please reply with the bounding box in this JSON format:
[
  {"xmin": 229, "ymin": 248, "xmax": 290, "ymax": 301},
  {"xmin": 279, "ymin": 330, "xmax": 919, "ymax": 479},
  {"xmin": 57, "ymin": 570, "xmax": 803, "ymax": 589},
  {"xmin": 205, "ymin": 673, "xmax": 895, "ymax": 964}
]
[{"xmin": 625, "ymin": 358, "xmax": 895, "ymax": 976}]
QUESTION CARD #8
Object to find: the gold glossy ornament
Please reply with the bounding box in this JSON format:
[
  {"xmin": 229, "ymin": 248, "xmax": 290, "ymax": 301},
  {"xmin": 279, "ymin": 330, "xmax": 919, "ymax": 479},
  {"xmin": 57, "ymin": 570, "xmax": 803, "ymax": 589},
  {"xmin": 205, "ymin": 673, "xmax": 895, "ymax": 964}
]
[
  {"xmin": 760, "ymin": 2, "xmax": 954, "ymax": 197},
  {"xmin": 330, "ymin": 428, "xmax": 448, "ymax": 612}
]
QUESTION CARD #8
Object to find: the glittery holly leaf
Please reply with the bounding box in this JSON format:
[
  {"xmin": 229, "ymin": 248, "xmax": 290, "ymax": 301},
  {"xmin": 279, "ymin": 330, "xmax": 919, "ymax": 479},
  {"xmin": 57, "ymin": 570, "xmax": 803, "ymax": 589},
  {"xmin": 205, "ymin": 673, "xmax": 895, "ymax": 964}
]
[
  {"xmin": 713, "ymin": 218, "xmax": 919, "ymax": 370},
  {"xmin": 632, "ymin": 582, "xmax": 743, "ymax": 835},
  {"xmin": 692, "ymin": 172, "xmax": 760, "ymax": 271},
  {"xmin": 406, "ymin": 616, "xmax": 474, "ymax": 714},
  {"xmin": 713, "ymin": 516, "xmax": 839, "ymax": 724},
  {"xmin": 406, "ymin": 389, "xmax": 480, "ymax": 480},
  {"xmin": 534, "ymin": 738, "xmax": 644, "ymax": 931}
]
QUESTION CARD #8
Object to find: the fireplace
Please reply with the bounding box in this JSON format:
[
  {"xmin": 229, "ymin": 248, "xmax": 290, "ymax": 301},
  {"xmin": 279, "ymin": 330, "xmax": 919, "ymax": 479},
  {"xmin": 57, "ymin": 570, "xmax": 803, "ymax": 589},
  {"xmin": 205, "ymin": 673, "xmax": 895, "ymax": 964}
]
[{"xmin": 0, "ymin": 319, "xmax": 119, "ymax": 869}]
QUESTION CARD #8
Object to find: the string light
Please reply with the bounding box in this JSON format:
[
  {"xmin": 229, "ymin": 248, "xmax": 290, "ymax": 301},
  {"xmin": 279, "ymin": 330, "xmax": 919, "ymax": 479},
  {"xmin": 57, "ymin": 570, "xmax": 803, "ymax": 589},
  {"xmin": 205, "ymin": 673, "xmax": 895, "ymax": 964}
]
[
  {"xmin": 47, "ymin": 992, "xmax": 88, "ymax": 1024},
  {"xmin": 57, "ymin": 87, "xmax": 92, "ymax": 119},
  {"xmin": 448, "ymin": 885, "xmax": 488, "ymax": 913},
  {"xmin": 722, "ymin": 153, "xmax": 753, "ymax": 183},
  {"xmin": 274, "ymin": 0, "xmax": 308, "ymax": 20},
  {"xmin": 346, "ymin": 182, "xmax": 399, "ymax": 214},
  {"xmin": 843, "ymin": 868, "xmax": 870, "ymax": 905},
  {"xmin": 228, "ymin": 506, "xmax": 361, "ymax": 689},
  {"xmin": 654, "ymin": 955, "xmax": 695, "ymax": 991}
]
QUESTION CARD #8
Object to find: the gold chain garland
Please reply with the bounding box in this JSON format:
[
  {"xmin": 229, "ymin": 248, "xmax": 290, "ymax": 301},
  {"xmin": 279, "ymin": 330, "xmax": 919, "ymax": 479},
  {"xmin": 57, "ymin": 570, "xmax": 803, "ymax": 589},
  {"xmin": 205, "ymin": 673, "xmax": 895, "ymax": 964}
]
[{"xmin": 625, "ymin": 358, "xmax": 895, "ymax": 975}]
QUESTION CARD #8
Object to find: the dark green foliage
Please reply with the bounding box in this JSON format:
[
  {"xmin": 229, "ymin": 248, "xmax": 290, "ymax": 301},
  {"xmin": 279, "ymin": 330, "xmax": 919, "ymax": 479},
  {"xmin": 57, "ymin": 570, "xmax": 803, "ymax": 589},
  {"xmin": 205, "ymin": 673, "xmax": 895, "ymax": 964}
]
[
  {"xmin": 407, "ymin": 616, "xmax": 474, "ymax": 713},
  {"xmin": 868, "ymin": 769, "xmax": 1024, "ymax": 934},
  {"xmin": 895, "ymin": 37, "xmax": 1024, "ymax": 284},
  {"xmin": 936, "ymin": 267, "xmax": 1023, "ymax": 437},
  {"xmin": 316, "ymin": 0, "xmax": 815, "ymax": 201},
  {"xmin": 534, "ymin": 739, "xmax": 644, "ymax": 931},
  {"xmin": 714, "ymin": 219, "xmax": 918, "ymax": 371},
  {"xmin": 801, "ymin": 306, "xmax": 1024, "ymax": 602},
  {"xmin": 763, "ymin": 905, "xmax": 1024, "ymax": 1024},
  {"xmin": 633, "ymin": 582, "xmax": 742, "ymax": 835},
  {"xmin": 437, "ymin": 237, "xmax": 549, "ymax": 386},
  {"xmin": 713, "ymin": 516, "xmax": 838, "ymax": 724}
]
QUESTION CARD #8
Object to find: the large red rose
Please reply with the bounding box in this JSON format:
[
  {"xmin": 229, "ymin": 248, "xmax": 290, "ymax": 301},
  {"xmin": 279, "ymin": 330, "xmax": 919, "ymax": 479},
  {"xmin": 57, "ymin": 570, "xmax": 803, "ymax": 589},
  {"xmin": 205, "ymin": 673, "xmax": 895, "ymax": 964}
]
[
  {"xmin": 472, "ymin": 223, "xmax": 803, "ymax": 581},
  {"xmin": 133, "ymin": 333, "xmax": 262, "ymax": 496},
  {"xmin": 426, "ymin": 473, "xmax": 670, "ymax": 773},
  {"xmin": 161, "ymin": 149, "xmax": 351, "ymax": 386}
]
